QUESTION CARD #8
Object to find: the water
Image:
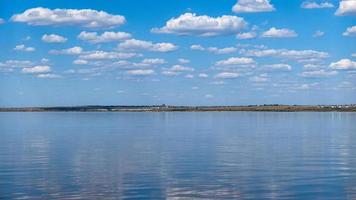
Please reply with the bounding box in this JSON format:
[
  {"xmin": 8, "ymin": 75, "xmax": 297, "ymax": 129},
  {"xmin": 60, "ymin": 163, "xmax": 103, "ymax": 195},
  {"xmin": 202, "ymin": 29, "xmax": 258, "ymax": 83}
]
[{"xmin": 0, "ymin": 112, "xmax": 355, "ymax": 199}]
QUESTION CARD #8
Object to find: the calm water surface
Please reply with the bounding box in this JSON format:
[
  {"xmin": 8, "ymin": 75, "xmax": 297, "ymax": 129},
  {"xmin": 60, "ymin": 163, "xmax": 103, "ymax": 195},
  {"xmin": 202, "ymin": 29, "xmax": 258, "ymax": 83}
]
[{"xmin": 0, "ymin": 112, "xmax": 355, "ymax": 199}]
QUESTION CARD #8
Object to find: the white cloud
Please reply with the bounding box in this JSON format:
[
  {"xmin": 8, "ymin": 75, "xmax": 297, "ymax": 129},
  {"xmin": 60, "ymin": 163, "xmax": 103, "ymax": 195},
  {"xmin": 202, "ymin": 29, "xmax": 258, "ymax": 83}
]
[
  {"xmin": 352, "ymin": 53, "xmax": 356, "ymax": 57},
  {"xmin": 132, "ymin": 58, "xmax": 166, "ymax": 67},
  {"xmin": 42, "ymin": 34, "xmax": 67, "ymax": 43},
  {"xmin": 22, "ymin": 65, "xmax": 51, "ymax": 74},
  {"xmin": 300, "ymin": 69, "xmax": 338, "ymax": 77},
  {"xmin": 215, "ymin": 57, "xmax": 255, "ymax": 66},
  {"xmin": 0, "ymin": 18, "xmax": 5, "ymax": 24},
  {"xmin": 50, "ymin": 46, "xmax": 83, "ymax": 55},
  {"xmin": 215, "ymin": 72, "xmax": 240, "ymax": 79},
  {"xmin": 330, "ymin": 59, "xmax": 356, "ymax": 70},
  {"xmin": 126, "ymin": 69, "xmax": 154, "ymax": 76},
  {"xmin": 178, "ymin": 58, "xmax": 190, "ymax": 64},
  {"xmin": 190, "ymin": 45, "xmax": 237, "ymax": 54},
  {"xmin": 190, "ymin": 45, "xmax": 205, "ymax": 51},
  {"xmin": 297, "ymin": 82, "xmax": 320, "ymax": 90},
  {"xmin": 161, "ymin": 71, "xmax": 179, "ymax": 76},
  {"xmin": 236, "ymin": 32, "xmax": 257, "ymax": 39},
  {"xmin": 232, "ymin": 0, "xmax": 275, "ymax": 13},
  {"xmin": 205, "ymin": 94, "xmax": 214, "ymax": 99},
  {"xmin": 77, "ymin": 31, "xmax": 131, "ymax": 43},
  {"xmin": 335, "ymin": 0, "xmax": 356, "ymax": 16},
  {"xmin": 151, "ymin": 13, "xmax": 247, "ymax": 36},
  {"xmin": 141, "ymin": 58, "xmax": 166, "ymax": 65},
  {"xmin": 250, "ymin": 74, "xmax": 269, "ymax": 82},
  {"xmin": 207, "ymin": 47, "xmax": 237, "ymax": 54},
  {"xmin": 240, "ymin": 48, "xmax": 328, "ymax": 61},
  {"xmin": 162, "ymin": 65, "xmax": 194, "ymax": 76},
  {"xmin": 0, "ymin": 60, "xmax": 33, "ymax": 68},
  {"xmin": 14, "ymin": 44, "xmax": 35, "ymax": 52},
  {"xmin": 166, "ymin": 65, "xmax": 194, "ymax": 72},
  {"xmin": 212, "ymin": 81, "xmax": 225, "ymax": 85},
  {"xmin": 263, "ymin": 64, "xmax": 292, "ymax": 71},
  {"xmin": 198, "ymin": 73, "xmax": 209, "ymax": 78},
  {"xmin": 73, "ymin": 59, "xmax": 88, "ymax": 65},
  {"xmin": 118, "ymin": 39, "xmax": 177, "ymax": 52},
  {"xmin": 23, "ymin": 36, "xmax": 31, "ymax": 41},
  {"xmin": 37, "ymin": 74, "xmax": 61, "ymax": 79},
  {"xmin": 185, "ymin": 74, "xmax": 194, "ymax": 79},
  {"xmin": 11, "ymin": 7, "xmax": 125, "ymax": 29},
  {"xmin": 261, "ymin": 27, "xmax": 298, "ymax": 38},
  {"xmin": 41, "ymin": 58, "xmax": 49, "ymax": 63},
  {"xmin": 79, "ymin": 51, "xmax": 137, "ymax": 60},
  {"xmin": 301, "ymin": 1, "xmax": 334, "ymax": 9},
  {"xmin": 313, "ymin": 30, "xmax": 324, "ymax": 37},
  {"xmin": 303, "ymin": 63, "xmax": 322, "ymax": 70},
  {"xmin": 342, "ymin": 26, "xmax": 356, "ymax": 36}
]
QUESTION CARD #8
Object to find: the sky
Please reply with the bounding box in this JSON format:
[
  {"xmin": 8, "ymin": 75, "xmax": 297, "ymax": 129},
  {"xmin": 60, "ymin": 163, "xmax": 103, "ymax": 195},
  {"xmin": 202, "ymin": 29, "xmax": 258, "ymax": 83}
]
[{"xmin": 0, "ymin": 0, "xmax": 355, "ymax": 107}]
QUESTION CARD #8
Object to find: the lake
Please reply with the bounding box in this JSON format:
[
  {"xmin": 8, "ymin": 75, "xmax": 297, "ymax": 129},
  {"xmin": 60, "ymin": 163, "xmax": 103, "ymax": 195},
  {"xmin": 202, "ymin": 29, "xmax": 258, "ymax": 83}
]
[{"xmin": 0, "ymin": 112, "xmax": 355, "ymax": 199}]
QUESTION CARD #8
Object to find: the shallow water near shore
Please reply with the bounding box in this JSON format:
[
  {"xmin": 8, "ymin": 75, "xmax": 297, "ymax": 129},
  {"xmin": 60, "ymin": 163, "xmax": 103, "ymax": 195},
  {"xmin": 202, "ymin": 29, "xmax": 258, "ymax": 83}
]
[{"xmin": 0, "ymin": 112, "xmax": 356, "ymax": 199}]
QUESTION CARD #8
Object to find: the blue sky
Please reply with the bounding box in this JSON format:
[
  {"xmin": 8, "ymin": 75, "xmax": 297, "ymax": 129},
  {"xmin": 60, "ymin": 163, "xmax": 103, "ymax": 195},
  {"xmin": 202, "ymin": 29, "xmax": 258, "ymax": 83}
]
[{"xmin": 0, "ymin": 0, "xmax": 355, "ymax": 106}]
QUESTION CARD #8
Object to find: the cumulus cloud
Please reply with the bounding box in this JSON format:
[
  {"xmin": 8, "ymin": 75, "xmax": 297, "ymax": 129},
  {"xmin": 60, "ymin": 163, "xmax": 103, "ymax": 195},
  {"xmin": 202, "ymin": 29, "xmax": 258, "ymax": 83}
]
[
  {"xmin": 198, "ymin": 73, "xmax": 209, "ymax": 78},
  {"xmin": 161, "ymin": 71, "xmax": 179, "ymax": 76},
  {"xmin": 11, "ymin": 7, "xmax": 125, "ymax": 29},
  {"xmin": 303, "ymin": 63, "xmax": 322, "ymax": 70},
  {"xmin": 141, "ymin": 58, "xmax": 166, "ymax": 65},
  {"xmin": 232, "ymin": 0, "xmax": 275, "ymax": 13},
  {"xmin": 215, "ymin": 57, "xmax": 255, "ymax": 66},
  {"xmin": 240, "ymin": 48, "xmax": 328, "ymax": 61},
  {"xmin": 236, "ymin": 32, "xmax": 257, "ymax": 39},
  {"xmin": 190, "ymin": 45, "xmax": 237, "ymax": 54},
  {"xmin": 330, "ymin": 59, "xmax": 356, "ymax": 70},
  {"xmin": 14, "ymin": 44, "xmax": 35, "ymax": 52},
  {"xmin": 313, "ymin": 30, "xmax": 324, "ymax": 37},
  {"xmin": 250, "ymin": 74, "xmax": 269, "ymax": 82},
  {"xmin": 335, "ymin": 0, "xmax": 356, "ymax": 16},
  {"xmin": 79, "ymin": 51, "xmax": 138, "ymax": 60},
  {"xmin": 42, "ymin": 34, "xmax": 67, "ymax": 43},
  {"xmin": 207, "ymin": 47, "xmax": 237, "ymax": 54},
  {"xmin": 261, "ymin": 27, "xmax": 298, "ymax": 38},
  {"xmin": 185, "ymin": 74, "xmax": 194, "ymax": 79},
  {"xmin": 262, "ymin": 64, "xmax": 292, "ymax": 71},
  {"xmin": 37, "ymin": 74, "xmax": 61, "ymax": 79},
  {"xmin": 205, "ymin": 94, "xmax": 214, "ymax": 99},
  {"xmin": 151, "ymin": 13, "xmax": 247, "ymax": 36},
  {"xmin": 126, "ymin": 69, "xmax": 154, "ymax": 76},
  {"xmin": 301, "ymin": 1, "xmax": 334, "ymax": 9},
  {"xmin": 118, "ymin": 39, "xmax": 177, "ymax": 52},
  {"xmin": 77, "ymin": 31, "xmax": 131, "ymax": 43},
  {"xmin": 50, "ymin": 46, "xmax": 83, "ymax": 55},
  {"xmin": 300, "ymin": 69, "xmax": 338, "ymax": 77},
  {"xmin": 342, "ymin": 26, "xmax": 356, "ymax": 36},
  {"xmin": 178, "ymin": 58, "xmax": 190, "ymax": 64},
  {"xmin": 21, "ymin": 65, "xmax": 51, "ymax": 74},
  {"xmin": 166, "ymin": 65, "xmax": 194, "ymax": 72},
  {"xmin": 215, "ymin": 72, "xmax": 240, "ymax": 79},
  {"xmin": 297, "ymin": 82, "xmax": 320, "ymax": 90},
  {"xmin": 132, "ymin": 58, "xmax": 166, "ymax": 67},
  {"xmin": 0, "ymin": 60, "xmax": 33, "ymax": 68},
  {"xmin": 73, "ymin": 59, "xmax": 88, "ymax": 65},
  {"xmin": 190, "ymin": 45, "xmax": 205, "ymax": 51},
  {"xmin": 162, "ymin": 65, "xmax": 194, "ymax": 76}
]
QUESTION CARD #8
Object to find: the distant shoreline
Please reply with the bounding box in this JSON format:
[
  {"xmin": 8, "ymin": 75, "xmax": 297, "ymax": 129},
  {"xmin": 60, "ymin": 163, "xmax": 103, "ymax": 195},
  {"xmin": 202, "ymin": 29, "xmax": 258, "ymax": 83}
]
[{"xmin": 1, "ymin": 105, "xmax": 356, "ymax": 112}]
